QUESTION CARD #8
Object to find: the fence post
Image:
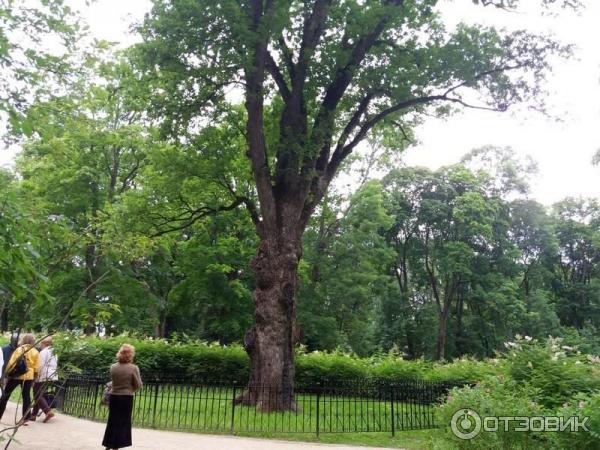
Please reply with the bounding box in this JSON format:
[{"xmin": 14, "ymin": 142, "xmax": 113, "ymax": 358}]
[
  {"xmin": 230, "ymin": 384, "xmax": 237, "ymax": 434},
  {"xmin": 152, "ymin": 383, "xmax": 159, "ymax": 428},
  {"xmin": 390, "ymin": 384, "xmax": 395, "ymax": 437},
  {"xmin": 92, "ymin": 382, "xmax": 99, "ymax": 419},
  {"xmin": 316, "ymin": 383, "xmax": 321, "ymax": 438},
  {"xmin": 58, "ymin": 378, "xmax": 68, "ymax": 412}
]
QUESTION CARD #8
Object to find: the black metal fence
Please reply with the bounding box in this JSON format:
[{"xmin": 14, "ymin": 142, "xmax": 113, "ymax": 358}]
[{"xmin": 55, "ymin": 374, "xmax": 462, "ymax": 436}]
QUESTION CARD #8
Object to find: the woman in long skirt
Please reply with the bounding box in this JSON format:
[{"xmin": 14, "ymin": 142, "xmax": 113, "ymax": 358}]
[{"xmin": 102, "ymin": 344, "xmax": 143, "ymax": 450}]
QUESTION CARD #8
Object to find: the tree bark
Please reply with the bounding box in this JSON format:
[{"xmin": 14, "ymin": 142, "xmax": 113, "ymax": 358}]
[
  {"xmin": 157, "ymin": 302, "xmax": 167, "ymax": 338},
  {"xmin": 436, "ymin": 308, "xmax": 450, "ymax": 361},
  {"xmin": 455, "ymin": 295, "xmax": 465, "ymax": 356},
  {"xmin": 435, "ymin": 280, "xmax": 458, "ymax": 361},
  {"xmin": 83, "ymin": 241, "xmax": 98, "ymax": 335},
  {"xmin": 236, "ymin": 225, "xmax": 301, "ymax": 412},
  {"xmin": 83, "ymin": 179, "xmax": 101, "ymax": 335}
]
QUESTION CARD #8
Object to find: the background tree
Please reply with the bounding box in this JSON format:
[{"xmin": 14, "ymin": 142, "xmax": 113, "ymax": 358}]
[
  {"xmin": 374, "ymin": 148, "xmax": 564, "ymax": 359},
  {"xmin": 0, "ymin": 170, "xmax": 50, "ymax": 328},
  {"xmin": 17, "ymin": 51, "xmax": 155, "ymax": 331},
  {"xmin": 110, "ymin": 105, "xmax": 259, "ymax": 340},
  {"xmin": 299, "ymin": 181, "xmax": 394, "ymax": 355},
  {"xmin": 552, "ymin": 198, "xmax": 600, "ymax": 329},
  {"xmin": 383, "ymin": 165, "xmax": 500, "ymax": 359}
]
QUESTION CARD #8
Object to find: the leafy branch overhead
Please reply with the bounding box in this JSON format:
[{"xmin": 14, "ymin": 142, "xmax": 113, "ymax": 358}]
[{"xmin": 0, "ymin": 0, "xmax": 80, "ymax": 136}]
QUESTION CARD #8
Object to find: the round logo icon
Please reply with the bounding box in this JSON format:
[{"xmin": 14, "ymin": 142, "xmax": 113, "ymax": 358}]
[{"xmin": 450, "ymin": 408, "xmax": 482, "ymax": 440}]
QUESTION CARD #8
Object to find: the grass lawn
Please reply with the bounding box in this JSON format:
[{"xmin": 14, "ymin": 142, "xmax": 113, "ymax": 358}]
[{"xmin": 235, "ymin": 429, "xmax": 452, "ymax": 449}]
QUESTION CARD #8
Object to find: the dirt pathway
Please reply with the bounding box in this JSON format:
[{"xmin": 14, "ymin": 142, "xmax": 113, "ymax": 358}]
[{"xmin": 1, "ymin": 402, "xmax": 395, "ymax": 450}]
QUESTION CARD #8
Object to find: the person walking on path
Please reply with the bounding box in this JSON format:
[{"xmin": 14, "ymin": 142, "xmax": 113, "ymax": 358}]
[
  {"xmin": 102, "ymin": 344, "xmax": 142, "ymax": 450},
  {"xmin": 0, "ymin": 333, "xmax": 40, "ymax": 424},
  {"xmin": 31, "ymin": 336, "xmax": 58, "ymax": 422},
  {"xmin": 1, "ymin": 333, "xmax": 19, "ymax": 389},
  {"xmin": 1, "ymin": 333, "xmax": 19, "ymax": 371}
]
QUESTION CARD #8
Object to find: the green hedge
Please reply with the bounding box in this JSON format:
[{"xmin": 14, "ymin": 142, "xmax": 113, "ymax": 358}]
[
  {"xmin": 51, "ymin": 333, "xmax": 500, "ymax": 384},
  {"xmin": 54, "ymin": 335, "xmax": 250, "ymax": 382}
]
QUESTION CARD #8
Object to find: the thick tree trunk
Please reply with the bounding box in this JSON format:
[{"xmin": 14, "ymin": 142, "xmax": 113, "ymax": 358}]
[
  {"xmin": 455, "ymin": 296, "xmax": 465, "ymax": 355},
  {"xmin": 157, "ymin": 306, "xmax": 167, "ymax": 338},
  {"xmin": 405, "ymin": 322, "xmax": 416, "ymax": 359},
  {"xmin": 236, "ymin": 228, "xmax": 301, "ymax": 412},
  {"xmin": 432, "ymin": 274, "xmax": 458, "ymax": 361}
]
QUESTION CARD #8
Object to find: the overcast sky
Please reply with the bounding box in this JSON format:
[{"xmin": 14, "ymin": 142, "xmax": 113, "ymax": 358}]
[
  {"xmin": 1, "ymin": 0, "xmax": 598, "ymax": 205},
  {"xmin": 408, "ymin": 0, "xmax": 600, "ymax": 205}
]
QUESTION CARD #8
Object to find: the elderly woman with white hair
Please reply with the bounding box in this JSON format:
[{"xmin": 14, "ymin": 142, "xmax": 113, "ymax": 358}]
[{"xmin": 102, "ymin": 343, "xmax": 143, "ymax": 450}]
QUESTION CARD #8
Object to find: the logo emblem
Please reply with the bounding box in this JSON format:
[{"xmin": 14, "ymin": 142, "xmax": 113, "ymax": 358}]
[{"xmin": 451, "ymin": 408, "xmax": 482, "ymax": 440}]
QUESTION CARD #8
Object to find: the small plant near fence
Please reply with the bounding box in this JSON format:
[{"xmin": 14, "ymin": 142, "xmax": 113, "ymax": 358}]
[{"xmin": 54, "ymin": 373, "xmax": 463, "ymax": 436}]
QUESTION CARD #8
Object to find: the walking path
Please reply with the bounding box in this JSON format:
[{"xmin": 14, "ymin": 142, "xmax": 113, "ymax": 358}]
[{"xmin": 1, "ymin": 402, "xmax": 394, "ymax": 450}]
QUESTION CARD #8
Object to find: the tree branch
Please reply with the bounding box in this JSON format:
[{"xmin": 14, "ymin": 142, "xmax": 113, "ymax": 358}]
[
  {"xmin": 326, "ymin": 91, "xmax": 377, "ymax": 171},
  {"xmin": 327, "ymin": 94, "xmax": 444, "ymax": 182},
  {"xmin": 265, "ymin": 51, "xmax": 291, "ymax": 101},
  {"xmin": 299, "ymin": 63, "xmax": 519, "ymax": 222},
  {"xmin": 244, "ymin": 0, "xmax": 277, "ymax": 230},
  {"xmin": 218, "ymin": 176, "xmax": 261, "ymax": 226},
  {"xmin": 150, "ymin": 197, "xmax": 247, "ymax": 237},
  {"xmin": 299, "ymin": 1, "xmax": 405, "ymax": 202},
  {"xmin": 293, "ymin": 0, "xmax": 332, "ymax": 94},
  {"xmin": 441, "ymin": 63, "xmax": 525, "ymax": 98},
  {"xmin": 277, "ymin": 36, "xmax": 296, "ymax": 82},
  {"xmin": 310, "ymin": 0, "xmax": 403, "ymax": 148},
  {"xmin": 118, "ymin": 155, "xmax": 142, "ymax": 194},
  {"xmin": 328, "ymin": 64, "xmax": 523, "ymax": 182}
]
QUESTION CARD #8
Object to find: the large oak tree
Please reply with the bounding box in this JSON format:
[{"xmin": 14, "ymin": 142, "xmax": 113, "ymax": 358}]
[{"xmin": 136, "ymin": 0, "xmax": 575, "ymax": 410}]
